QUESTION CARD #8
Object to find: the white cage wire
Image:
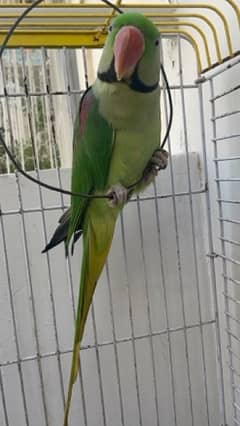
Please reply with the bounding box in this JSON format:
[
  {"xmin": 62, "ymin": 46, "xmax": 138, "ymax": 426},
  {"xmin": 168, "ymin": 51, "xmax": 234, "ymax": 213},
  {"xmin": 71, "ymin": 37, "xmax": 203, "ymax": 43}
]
[{"xmin": 0, "ymin": 7, "xmax": 240, "ymax": 426}]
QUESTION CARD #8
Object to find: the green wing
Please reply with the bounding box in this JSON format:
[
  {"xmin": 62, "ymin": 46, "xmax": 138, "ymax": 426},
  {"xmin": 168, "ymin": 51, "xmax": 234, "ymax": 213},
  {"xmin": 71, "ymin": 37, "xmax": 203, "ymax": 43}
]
[{"xmin": 67, "ymin": 86, "xmax": 115, "ymax": 247}]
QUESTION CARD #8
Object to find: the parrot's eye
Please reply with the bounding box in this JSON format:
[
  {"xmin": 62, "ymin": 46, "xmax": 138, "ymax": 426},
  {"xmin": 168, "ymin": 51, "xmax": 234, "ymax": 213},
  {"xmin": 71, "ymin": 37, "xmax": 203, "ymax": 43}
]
[
  {"xmin": 109, "ymin": 25, "xmax": 113, "ymax": 33},
  {"xmin": 155, "ymin": 39, "xmax": 160, "ymax": 46}
]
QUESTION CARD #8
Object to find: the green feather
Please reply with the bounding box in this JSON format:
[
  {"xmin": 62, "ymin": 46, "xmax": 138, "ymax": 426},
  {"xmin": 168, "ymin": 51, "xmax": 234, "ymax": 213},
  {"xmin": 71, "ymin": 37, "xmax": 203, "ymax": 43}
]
[{"xmin": 66, "ymin": 88, "xmax": 115, "ymax": 247}]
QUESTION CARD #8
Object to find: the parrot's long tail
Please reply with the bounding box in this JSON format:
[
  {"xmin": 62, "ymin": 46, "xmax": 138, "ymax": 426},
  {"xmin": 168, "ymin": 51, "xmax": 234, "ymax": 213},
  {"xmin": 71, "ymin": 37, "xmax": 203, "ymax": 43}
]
[{"xmin": 63, "ymin": 208, "xmax": 116, "ymax": 426}]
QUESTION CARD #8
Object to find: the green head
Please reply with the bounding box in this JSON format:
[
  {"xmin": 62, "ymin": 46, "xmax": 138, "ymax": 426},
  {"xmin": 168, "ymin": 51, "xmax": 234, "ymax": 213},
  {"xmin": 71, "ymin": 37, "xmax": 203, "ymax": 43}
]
[{"xmin": 98, "ymin": 13, "xmax": 161, "ymax": 93}]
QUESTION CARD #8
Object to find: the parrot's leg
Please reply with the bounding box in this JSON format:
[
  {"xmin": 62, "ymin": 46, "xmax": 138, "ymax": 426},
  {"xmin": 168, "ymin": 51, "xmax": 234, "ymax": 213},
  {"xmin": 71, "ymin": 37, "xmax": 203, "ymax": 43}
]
[{"xmin": 107, "ymin": 183, "xmax": 129, "ymax": 207}]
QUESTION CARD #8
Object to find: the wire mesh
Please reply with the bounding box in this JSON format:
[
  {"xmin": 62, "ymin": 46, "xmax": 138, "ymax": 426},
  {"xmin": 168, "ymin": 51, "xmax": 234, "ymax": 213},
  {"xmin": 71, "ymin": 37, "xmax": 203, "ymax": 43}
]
[
  {"xmin": 0, "ymin": 37, "xmax": 226, "ymax": 426},
  {"xmin": 203, "ymin": 56, "xmax": 240, "ymax": 426}
]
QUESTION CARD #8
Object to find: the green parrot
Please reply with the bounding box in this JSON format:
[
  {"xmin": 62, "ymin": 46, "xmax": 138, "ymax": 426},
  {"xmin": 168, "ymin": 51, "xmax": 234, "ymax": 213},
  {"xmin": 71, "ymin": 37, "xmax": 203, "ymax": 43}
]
[{"xmin": 43, "ymin": 12, "xmax": 168, "ymax": 426}]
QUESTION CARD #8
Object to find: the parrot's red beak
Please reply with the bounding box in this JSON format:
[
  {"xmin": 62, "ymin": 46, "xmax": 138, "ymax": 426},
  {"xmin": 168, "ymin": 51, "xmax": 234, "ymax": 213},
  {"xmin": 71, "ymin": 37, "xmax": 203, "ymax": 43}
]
[{"xmin": 114, "ymin": 26, "xmax": 145, "ymax": 81}]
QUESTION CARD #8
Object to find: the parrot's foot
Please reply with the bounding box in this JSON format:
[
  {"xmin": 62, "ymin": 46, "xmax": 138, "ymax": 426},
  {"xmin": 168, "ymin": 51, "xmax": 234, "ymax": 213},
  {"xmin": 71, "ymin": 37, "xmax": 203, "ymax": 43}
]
[
  {"xmin": 152, "ymin": 149, "xmax": 169, "ymax": 170},
  {"xmin": 142, "ymin": 149, "xmax": 168, "ymax": 185},
  {"xmin": 107, "ymin": 183, "xmax": 129, "ymax": 208}
]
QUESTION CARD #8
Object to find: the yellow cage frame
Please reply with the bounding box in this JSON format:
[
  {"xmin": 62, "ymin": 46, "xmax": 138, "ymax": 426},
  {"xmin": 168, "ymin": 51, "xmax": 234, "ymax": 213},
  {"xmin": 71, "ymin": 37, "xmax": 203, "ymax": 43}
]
[{"xmin": 0, "ymin": 1, "xmax": 240, "ymax": 73}]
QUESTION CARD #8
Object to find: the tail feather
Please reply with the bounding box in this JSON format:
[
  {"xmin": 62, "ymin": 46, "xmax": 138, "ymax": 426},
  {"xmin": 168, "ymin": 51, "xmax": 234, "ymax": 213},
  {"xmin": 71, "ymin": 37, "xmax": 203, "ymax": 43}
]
[
  {"xmin": 42, "ymin": 208, "xmax": 83, "ymax": 254},
  {"xmin": 63, "ymin": 210, "xmax": 116, "ymax": 426}
]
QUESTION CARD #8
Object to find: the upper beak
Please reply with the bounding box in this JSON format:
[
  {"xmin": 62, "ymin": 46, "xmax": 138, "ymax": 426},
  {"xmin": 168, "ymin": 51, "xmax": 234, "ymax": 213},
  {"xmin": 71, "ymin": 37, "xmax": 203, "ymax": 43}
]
[{"xmin": 114, "ymin": 26, "xmax": 145, "ymax": 81}]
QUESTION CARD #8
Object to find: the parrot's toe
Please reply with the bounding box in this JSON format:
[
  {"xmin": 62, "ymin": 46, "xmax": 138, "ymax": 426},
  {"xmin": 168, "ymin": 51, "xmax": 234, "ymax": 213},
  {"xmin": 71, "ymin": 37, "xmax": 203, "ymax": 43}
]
[{"xmin": 107, "ymin": 183, "xmax": 129, "ymax": 207}]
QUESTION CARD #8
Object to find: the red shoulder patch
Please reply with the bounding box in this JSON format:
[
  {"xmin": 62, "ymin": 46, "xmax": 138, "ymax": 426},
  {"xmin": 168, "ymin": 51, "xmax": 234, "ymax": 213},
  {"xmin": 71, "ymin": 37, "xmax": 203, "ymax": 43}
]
[{"xmin": 79, "ymin": 89, "xmax": 95, "ymax": 137}]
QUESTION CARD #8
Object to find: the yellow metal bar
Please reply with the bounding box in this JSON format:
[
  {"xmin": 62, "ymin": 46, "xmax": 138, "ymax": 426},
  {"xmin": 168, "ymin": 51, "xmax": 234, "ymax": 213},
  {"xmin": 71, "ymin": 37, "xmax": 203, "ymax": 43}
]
[
  {"xmin": 0, "ymin": 3, "xmax": 109, "ymax": 7},
  {"xmin": 0, "ymin": 30, "xmax": 107, "ymax": 48},
  {"xmin": 161, "ymin": 29, "xmax": 202, "ymax": 72},
  {"xmin": 0, "ymin": 13, "xmax": 110, "ymax": 18},
  {"xmin": 0, "ymin": 21, "xmax": 105, "ymax": 28},
  {"xmin": 0, "ymin": 2, "xmax": 116, "ymax": 6},
  {"xmin": 156, "ymin": 21, "xmax": 211, "ymax": 67}
]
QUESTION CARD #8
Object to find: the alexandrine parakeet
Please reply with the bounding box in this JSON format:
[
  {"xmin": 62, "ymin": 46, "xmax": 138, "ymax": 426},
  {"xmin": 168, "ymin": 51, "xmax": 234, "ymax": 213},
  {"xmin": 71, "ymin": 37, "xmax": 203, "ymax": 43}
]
[{"xmin": 43, "ymin": 12, "xmax": 168, "ymax": 425}]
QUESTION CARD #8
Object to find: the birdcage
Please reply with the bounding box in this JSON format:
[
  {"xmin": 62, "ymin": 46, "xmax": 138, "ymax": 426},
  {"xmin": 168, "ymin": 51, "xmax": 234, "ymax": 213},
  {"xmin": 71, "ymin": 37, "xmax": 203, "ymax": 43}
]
[{"xmin": 1, "ymin": 1, "xmax": 240, "ymax": 425}]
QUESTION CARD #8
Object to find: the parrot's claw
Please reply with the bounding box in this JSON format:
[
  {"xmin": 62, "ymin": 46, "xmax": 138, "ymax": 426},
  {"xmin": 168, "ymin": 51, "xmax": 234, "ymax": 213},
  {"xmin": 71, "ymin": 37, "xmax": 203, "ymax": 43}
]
[
  {"xmin": 107, "ymin": 184, "xmax": 129, "ymax": 208},
  {"xmin": 142, "ymin": 149, "xmax": 168, "ymax": 185}
]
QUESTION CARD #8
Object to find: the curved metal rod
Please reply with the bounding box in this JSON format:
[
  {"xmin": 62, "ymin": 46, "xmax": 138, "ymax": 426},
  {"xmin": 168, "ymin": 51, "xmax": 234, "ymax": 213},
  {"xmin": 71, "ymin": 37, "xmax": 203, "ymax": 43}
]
[
  {"xmin": 152, "ymin": 13, "xmax": 221, "ymax": 63},
  {"xmin": 121, "ymin": 3, "xmax": 234, "ymax": 57},
  {"xmin": 226, "ymin": 0, "xmax": 240, "ymax": 26},
  {"xmin": 156, "ymin": 21, "xmax": 211, "ymax": 67},
  {"xmin": 161, "ymin": 29, "xmax": 203, "ymax": 72}
]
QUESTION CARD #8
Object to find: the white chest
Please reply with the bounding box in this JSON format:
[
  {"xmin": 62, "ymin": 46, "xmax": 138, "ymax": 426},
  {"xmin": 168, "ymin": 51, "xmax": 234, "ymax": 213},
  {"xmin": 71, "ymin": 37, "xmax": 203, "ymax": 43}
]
[{"xmin": 93, "ymin": 79, "xmax": 160, "ymax": 131}]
